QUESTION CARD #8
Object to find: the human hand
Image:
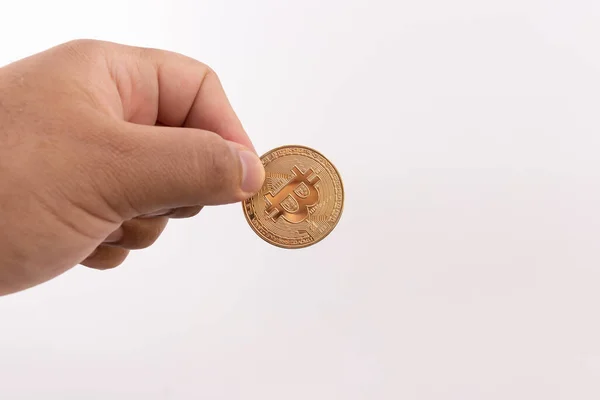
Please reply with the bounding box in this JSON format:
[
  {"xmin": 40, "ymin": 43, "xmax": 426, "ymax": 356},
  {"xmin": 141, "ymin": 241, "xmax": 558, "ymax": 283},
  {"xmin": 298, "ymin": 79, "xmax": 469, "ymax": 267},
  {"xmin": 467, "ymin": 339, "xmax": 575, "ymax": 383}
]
[{"xmin": 0, "ymin": 39, "xmax": 265, "ymax": 296}]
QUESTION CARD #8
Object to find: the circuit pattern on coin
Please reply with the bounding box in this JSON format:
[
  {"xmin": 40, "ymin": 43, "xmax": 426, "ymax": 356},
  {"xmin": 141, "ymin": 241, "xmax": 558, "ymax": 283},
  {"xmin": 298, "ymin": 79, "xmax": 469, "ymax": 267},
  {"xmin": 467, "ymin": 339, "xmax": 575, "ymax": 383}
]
[{"xmin": 242, "ymin": 145, "xmax": 344, "ymax": 249}]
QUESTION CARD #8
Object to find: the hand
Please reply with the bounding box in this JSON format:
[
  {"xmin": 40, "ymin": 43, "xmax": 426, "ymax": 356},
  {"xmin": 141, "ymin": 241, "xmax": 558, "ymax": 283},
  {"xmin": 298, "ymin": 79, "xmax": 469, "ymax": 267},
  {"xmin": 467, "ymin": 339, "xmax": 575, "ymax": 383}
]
[{"xmin": 0, "ymin": 39, "xmax": 265, "ymax": 296}]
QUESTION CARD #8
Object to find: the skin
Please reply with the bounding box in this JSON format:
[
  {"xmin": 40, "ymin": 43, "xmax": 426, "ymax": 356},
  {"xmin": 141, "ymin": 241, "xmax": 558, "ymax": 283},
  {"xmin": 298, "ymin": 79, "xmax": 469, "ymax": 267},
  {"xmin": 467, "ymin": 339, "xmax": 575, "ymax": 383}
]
[{"xmin": 0, "ymin": 39, "xmax": 266, "ymax": 296}]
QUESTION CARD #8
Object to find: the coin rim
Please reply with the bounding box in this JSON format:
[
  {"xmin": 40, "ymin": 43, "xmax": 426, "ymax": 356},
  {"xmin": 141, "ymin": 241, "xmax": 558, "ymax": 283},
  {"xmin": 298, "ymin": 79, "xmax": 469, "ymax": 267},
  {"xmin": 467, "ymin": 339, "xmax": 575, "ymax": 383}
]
[{"xmin": 242, "ymin": 144, "xmax": 345, "ymax": 249}]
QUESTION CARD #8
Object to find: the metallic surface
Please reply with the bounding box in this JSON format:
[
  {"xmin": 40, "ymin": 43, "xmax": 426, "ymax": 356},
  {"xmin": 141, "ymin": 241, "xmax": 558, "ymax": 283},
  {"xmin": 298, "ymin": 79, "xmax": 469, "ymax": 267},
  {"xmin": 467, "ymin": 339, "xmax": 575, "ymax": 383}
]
[{"xmin": 242, "ymin": 145, "xmax": 344, "ymax": 249}]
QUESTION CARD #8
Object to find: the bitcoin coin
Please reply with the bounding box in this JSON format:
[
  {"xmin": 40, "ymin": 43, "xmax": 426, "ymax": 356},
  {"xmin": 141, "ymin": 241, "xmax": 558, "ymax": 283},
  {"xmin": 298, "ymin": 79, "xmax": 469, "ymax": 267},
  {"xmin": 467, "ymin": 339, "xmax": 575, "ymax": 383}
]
[{"xmin": 242, "ymin": 145, "xmax": 344, "ymax": 249}]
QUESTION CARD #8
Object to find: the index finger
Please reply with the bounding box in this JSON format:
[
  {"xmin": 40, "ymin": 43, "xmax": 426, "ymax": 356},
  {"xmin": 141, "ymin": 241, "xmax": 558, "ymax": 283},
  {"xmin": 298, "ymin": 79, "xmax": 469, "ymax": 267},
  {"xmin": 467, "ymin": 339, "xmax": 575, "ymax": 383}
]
[{"xmin": 111, "ymin": 44, "xmax": 256, "ymax": 152}]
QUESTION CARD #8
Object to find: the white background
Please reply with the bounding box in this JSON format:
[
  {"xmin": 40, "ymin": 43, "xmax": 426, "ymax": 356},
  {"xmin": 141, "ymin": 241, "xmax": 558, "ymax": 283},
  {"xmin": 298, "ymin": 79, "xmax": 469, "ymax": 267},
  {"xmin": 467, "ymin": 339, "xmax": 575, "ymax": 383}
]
[{"xmin": 1, "ymin": 0, "xmax": 600, "ymax": 399}]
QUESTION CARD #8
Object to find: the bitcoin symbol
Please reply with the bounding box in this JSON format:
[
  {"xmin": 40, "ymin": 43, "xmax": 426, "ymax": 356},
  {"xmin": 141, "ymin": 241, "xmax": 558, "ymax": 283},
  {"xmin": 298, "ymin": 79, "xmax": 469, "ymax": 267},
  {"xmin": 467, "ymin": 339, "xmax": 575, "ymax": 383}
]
[{"xmin": 264, "ymin": 166, "xmax": 320, "ymax": 223}]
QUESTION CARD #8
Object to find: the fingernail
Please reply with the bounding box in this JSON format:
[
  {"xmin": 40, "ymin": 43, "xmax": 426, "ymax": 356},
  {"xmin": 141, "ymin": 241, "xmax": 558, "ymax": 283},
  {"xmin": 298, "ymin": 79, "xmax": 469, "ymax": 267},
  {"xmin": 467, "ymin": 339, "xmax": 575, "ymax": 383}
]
[
  {"xmin": 103, "ymin": 227, "xmax": 123, "ymax": 243},
  {"xmin": 230, "ymin": 143, "xmax": 265, "ymax": 194}
]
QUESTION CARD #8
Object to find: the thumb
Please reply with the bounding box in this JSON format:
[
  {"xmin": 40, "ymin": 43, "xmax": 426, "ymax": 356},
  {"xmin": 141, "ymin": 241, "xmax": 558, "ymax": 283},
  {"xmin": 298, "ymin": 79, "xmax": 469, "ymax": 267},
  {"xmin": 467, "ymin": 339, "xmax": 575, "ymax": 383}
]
[{"xmin": 102, "ymin": 122, "xmax": 265, "ymax": 217}]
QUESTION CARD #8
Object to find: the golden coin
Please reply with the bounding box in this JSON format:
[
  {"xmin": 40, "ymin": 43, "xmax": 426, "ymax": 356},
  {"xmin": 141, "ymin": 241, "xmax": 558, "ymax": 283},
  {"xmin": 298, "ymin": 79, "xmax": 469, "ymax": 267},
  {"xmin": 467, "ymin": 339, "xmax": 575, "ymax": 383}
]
[{"xmin": 242, "ymin": 145, "xmax": 344, "ymax": 249}]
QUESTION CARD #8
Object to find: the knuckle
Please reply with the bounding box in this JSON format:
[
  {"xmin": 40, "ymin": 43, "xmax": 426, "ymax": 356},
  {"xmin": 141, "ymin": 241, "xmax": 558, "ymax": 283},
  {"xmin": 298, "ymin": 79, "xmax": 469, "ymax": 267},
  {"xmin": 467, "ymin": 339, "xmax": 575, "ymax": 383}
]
[
  {"xmin": 127, "ymin": 230, "xmax": 160, "ymax": 250},
  {"xmin": 63, "ymin": 38, "xmax": 97, "ymax": 49},
  {"xmin": 202, "ymin": 64, "xmax": 218, "ymax": 79},
  {"xmin": 60, "ymin": 39, "xmax": 106, "ymax": 60},
  {"xmin": 83, "ymin": 246, "xmax": 128, "ymax": 270},
  {"xmin": 119, "ymin": 219, "xmax": 166, "ymax": 250},
  {"xmin": 200, "ymin": 64, "xmax": 224, "ymax": 89}
]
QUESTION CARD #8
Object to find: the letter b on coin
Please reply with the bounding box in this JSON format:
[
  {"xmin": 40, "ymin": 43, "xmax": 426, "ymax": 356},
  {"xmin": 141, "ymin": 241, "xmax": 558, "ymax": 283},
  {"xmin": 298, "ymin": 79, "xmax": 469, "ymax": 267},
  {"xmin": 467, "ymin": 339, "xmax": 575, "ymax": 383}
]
[{"xmin": 264, "ymin": 166, "xmax": 320, "ymax": 223}]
